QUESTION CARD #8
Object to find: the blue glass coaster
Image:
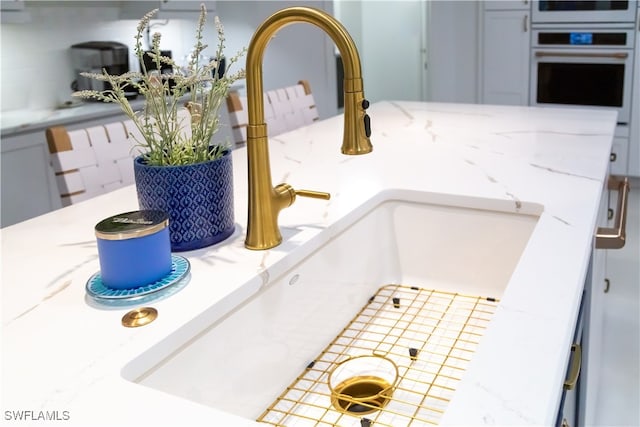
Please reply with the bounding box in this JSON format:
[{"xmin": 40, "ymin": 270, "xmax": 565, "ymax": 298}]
[{"xmin": 86, "ymin": 255, "xmax": 190, "ymax": 304}]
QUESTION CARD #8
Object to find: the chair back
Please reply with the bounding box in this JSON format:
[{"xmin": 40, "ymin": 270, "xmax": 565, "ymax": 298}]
[
  {"xmin": 226, "ymin": 79, "xmax": 320, "ymax": 146},
  {"xmin": 45, "ymin": 120, "xmax": 141, "ymax": 206},
  {"xmin": 46, "ymin": 109, "xmax": 194, "ymax": 206}
]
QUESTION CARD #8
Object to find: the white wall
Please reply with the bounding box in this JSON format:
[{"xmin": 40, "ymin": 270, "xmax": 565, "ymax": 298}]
[
  {"xmin": 335, "ymin": 0, "xmax": 478, "ymax": 104},
  {"xmin": 0, "ymin": 1, "xmax": 338, "ymax": 119},
  {"xmin": 335, "ymin": 0, "xmax": 426, "ymax": 103},
  {"xmin": 333, "ymin": 0, "xmax": 363, "ymax": 50},
  {"xmin": 215, "ymin": 0, "xmax": 338, "ymax": 120},
  {"xmin": 427, "ymin": 0, "xmax": 479, "ymax": 103},
  {"xmin": 361, "ymin": 1, "xmax": 426, "ymax": 103},
  {"xmin": 1, "ymin": 3, "xmax": 145, "ymax": 111}
]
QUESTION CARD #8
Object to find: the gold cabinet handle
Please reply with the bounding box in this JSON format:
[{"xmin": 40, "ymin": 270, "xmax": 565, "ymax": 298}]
[
  {"xmin": 564, "ymin": 344, "xmax": 582, "ymax": 391},
  {"xmin": 596, "ymin": 176, "xmax": 630, "ymax": 249}
]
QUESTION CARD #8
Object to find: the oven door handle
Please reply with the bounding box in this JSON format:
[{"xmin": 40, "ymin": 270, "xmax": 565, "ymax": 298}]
[{"xmin": 535, "ymin": 51, "xmax": 629, "ymax": 59}]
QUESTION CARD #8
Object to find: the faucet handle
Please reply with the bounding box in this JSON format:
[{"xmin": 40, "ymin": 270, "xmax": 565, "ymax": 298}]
[
  {"xmin": 274, "ymin": 183, "xmax": 330, "ymax": 207},
  {"xmin": 295, "ymin": 189, "xmax": 331, "ymax": 200}
]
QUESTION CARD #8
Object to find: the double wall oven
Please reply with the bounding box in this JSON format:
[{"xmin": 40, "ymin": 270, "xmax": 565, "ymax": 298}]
[
  {"xmin": 531, "ymin": 1, "xmax": 637, "ymax": 125},
  {"xmin": 530, "ymin": 0, "xmax": 637, "ymax": 177}
]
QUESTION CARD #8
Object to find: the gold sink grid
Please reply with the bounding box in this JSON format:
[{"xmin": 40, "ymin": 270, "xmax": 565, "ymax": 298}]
[{"xmin": 257, "ymin": 284, "xmax": 499, "ymax": 426}]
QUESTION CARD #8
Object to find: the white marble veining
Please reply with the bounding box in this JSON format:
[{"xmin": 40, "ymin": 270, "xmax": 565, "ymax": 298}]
[{"xmin": 0, "ymin": 101, "xmax": 615, "ymax": 426}]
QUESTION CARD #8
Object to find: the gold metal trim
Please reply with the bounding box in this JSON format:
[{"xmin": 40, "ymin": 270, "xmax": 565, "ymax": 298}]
[
  {"xmin": 596, "ymin": 176, "xmax": 630, "ymax": 249},
  {"xmin": 257, "ymin": 285, "xmax": 499, "ymax": 425},
  {"xmin": 244, "ymin": 7, "xmax": 372, "ymax": 250},
  {"xmin": 121, "ymin": 307, "xmax": 158, "ymax": 328},
  {"xmin": 563, "ymin": 344, "xmax": 581, "ymax": 391},
  {"xmin": 535, "ymin": 51, "xmax": 629, "ymax": 59}
]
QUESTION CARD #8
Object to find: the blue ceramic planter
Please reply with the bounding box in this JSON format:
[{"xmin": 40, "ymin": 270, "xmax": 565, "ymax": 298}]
[{"xmin": 133, "ymin": 151, "xmax": 235, "ymax": 252}]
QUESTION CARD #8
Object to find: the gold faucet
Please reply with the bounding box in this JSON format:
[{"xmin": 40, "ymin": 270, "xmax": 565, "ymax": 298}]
[{"xmin": 244, "ymin": 7, "xmax": 373, "ymax": 250}]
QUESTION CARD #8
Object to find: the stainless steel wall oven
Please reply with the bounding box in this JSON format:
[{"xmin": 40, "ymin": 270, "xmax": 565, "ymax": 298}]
[{"xmin": 531, "ymin": 25, "xmax": 635, "ymax": 124}]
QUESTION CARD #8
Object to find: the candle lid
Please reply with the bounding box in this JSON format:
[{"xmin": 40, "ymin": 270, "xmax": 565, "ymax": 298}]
[{"xmin": 95, "ymin": 210, "xmax": 169, "ymax": 241}]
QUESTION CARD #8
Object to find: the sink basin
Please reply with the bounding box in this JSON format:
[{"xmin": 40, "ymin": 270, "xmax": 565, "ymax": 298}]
[{"xmin": 124, "ymin": 189, "xmax": 542, "ymax": 424}]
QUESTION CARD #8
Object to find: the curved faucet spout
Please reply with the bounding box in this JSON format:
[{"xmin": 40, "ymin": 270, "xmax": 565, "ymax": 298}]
[{"xmin": 244, "ymin": 6, "xmax": 373, "ymax": 250}]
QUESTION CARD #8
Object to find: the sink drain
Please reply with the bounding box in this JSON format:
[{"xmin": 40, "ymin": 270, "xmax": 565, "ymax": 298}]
[
  {"xmin": 328, "ymin": 354, "xmax": 398, "ymax": 415},
  {"xmin": 331, "ymin": 375, "xmax": 393, "ymax": 414}
]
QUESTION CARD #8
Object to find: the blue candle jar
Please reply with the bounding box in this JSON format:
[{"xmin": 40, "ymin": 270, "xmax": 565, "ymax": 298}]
[{"xmin": 95, "ymin": 210, "xmax": 172, "ymax": 290}]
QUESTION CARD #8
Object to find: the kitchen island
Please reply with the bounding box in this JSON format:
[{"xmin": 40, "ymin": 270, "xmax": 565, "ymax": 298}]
[{"xmin": 1, "ymin": 101, "xmax": 616, "ymax": 426}]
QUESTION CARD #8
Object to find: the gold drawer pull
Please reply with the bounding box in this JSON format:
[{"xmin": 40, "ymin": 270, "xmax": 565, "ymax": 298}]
[
  {"xmin": 564, "ymin": 344, "xmax": 582, "ymax": 391},
  {"xmin": 596, "ymin": 176, "xmax": 630, "ymax": 249}
]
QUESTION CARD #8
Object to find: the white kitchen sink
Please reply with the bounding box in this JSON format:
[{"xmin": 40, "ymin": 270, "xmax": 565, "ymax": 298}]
[{"xmin": 124, "ymin": 189, "xmax": 542, "ymax": 424}]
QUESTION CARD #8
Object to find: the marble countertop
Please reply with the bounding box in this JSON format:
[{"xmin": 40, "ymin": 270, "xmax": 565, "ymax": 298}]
[
  {"xmin": 0, "ymin": 100, "xmax": 137, "ymax": 137},
  {"xmin": 0, "ymin": 101, "xmax": 615, "ymax": 426}
]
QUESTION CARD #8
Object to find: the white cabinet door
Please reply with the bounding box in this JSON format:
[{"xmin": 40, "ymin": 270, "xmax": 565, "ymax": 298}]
[
  {"xmin": 484, "ymin": 1, "xmax": 531, "ymax": 10},
  {"xmin": 1, "ymin": 131, "xmax": 61, "ymax": 227},
  {"xmin": 0, "ymin": 0, "xmax": 30, "ymax": 23},
  {"xmin": 481, "ymin": 10, "xmax": 531, "ymax": 105},
  {"xmin": 120, "ymin": 1, "xmax": 215, "ymax": 19}
]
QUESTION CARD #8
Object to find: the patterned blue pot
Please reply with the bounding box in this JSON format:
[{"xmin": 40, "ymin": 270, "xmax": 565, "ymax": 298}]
[{"xmin": 133, "ymin": 151, "xmax": 235, "ymax": 252}]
